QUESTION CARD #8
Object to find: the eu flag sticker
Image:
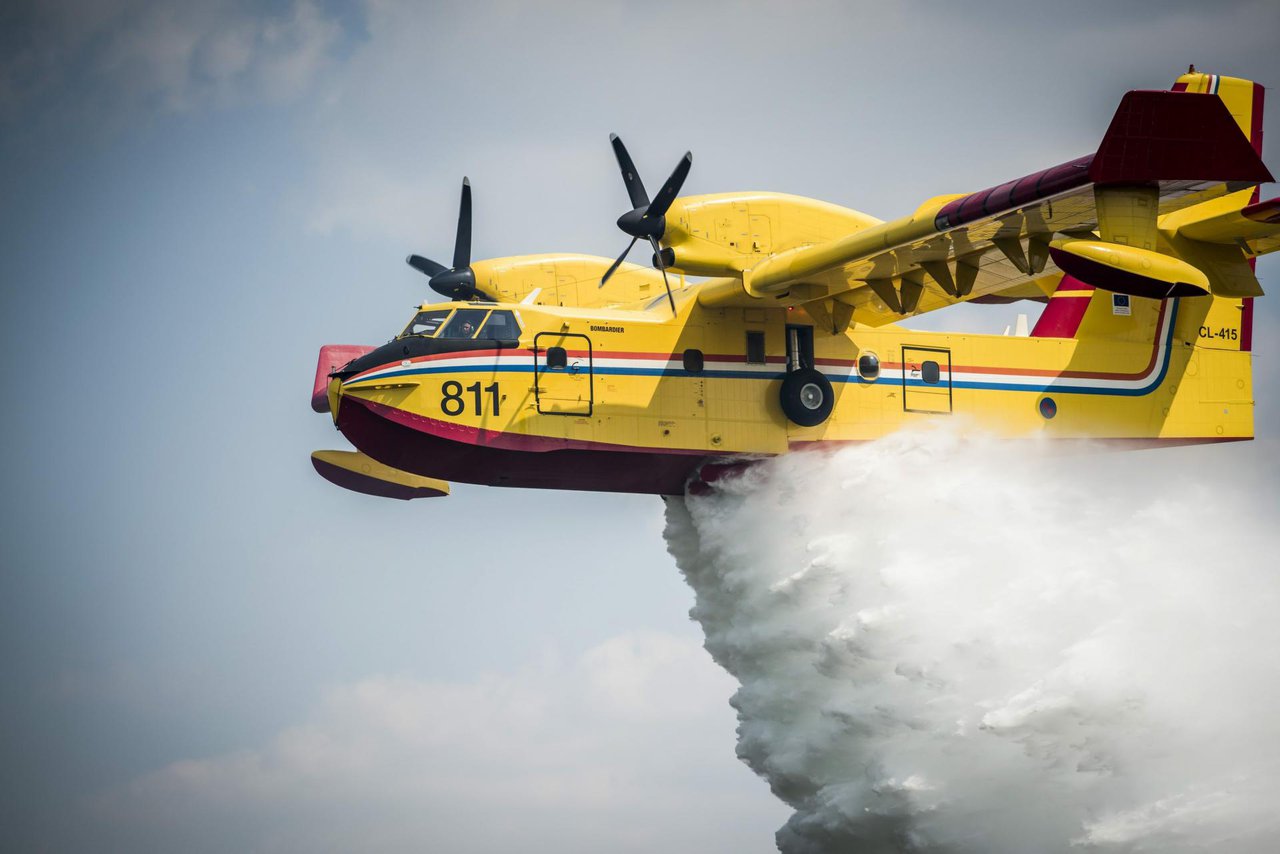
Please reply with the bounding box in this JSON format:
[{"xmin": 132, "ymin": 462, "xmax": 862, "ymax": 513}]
[{"xmin": 1112, "ymin": 293, "xmax": 1131, "ymax": 316}]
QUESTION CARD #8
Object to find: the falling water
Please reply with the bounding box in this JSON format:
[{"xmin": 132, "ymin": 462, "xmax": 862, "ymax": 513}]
[{"xmin": 665, "ymin": 426, "xmax": 1280, "ymax": 853}]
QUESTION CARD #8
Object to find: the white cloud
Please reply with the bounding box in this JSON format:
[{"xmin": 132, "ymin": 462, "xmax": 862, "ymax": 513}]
[
  {"xmin": 88, "ymin": 631, "xmax": 787, "ymax": 853},
  {"xmin": 1, "ymin": 0, "xmax": 349, "ymax": 127},
  {"xmin": 252, "ymin": 2, "xmax": 347, "ymax": 103}
]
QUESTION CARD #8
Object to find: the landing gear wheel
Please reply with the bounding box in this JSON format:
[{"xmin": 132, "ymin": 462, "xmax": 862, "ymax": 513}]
[{"xmin": 779, "ymin": 368, "xmax": 834, "ymax": 427}]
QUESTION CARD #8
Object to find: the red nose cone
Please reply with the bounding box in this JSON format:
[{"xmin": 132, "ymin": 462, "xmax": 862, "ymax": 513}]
[{"xmin": 312, "ymin": 344, "xmax": 376, "ymax": 412}]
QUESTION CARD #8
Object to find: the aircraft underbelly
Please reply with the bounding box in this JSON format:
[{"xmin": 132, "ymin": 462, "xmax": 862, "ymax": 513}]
[{"xmin": 337, "ymin": 392, "xmax": 708, "ymax": 495}]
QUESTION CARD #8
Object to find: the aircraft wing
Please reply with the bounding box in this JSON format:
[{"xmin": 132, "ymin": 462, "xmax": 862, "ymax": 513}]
[{"xmin": 700, "ymin": 90, "xmax": 1272, "ymax": 324}]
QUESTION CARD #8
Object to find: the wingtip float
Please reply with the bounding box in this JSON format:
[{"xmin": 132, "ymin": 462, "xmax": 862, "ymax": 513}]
[
  {"xmin": 311, "ymin": 69, "xmax": 1276, "ymax": 500},
  {"xmin": 311, "ymin": 451, "xmax": 449, "ymax": 501}
]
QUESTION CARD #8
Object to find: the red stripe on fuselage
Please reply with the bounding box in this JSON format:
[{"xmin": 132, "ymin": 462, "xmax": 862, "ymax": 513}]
[
  {"xmin": 350, "ymin": 300, "xmax": 1167, "ymax": 386},
  {"xmin": 885, "ymin": 299, "xmax": 1167, "ymax": 380}
]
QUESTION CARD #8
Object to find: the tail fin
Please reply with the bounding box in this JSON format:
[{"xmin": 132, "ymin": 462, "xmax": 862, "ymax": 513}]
[
  {"xmin": 1170, "ymin": 69, "xmax": 1264, "ymax": 160},
  {"xmin": 1034, "ymin": 70, "xmax": 1268, "ymax": 350},
  {"xmin": 1170, "ymin": 69, "xmax": 1266, "ymax": 351}
]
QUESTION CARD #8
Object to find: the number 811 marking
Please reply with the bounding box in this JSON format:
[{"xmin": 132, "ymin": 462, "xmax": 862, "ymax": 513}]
[{"xmin": 441, "ymin": 381, "xmax": 500, "ymax": 417}]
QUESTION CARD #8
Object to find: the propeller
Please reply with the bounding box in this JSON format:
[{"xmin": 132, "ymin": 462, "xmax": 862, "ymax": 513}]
[
  {"xmin": 600, "ymin": 134, "xmax": 692, "ymax": 314},
  {"xmin": 406, "ymin": 177, "xmax": 494, "ymax": 302}
]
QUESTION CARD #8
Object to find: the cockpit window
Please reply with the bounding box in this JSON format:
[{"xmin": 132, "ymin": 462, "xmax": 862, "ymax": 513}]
[
  {"xmin": 477, "ymin": 310, "xmax": 521, "ymax": 341},
  {"xmin": 439, "ymin": 308, "xmax": 490, "ymax": 339},
  {"xmin": 402, "ymin": 309, "xmax": 451, "ymax": 338}
]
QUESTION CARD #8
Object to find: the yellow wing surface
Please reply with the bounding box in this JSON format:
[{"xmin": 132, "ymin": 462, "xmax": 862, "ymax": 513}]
[{"xmin": 690, "ymin": 76, "xmax": 1273, "ymax": 326}]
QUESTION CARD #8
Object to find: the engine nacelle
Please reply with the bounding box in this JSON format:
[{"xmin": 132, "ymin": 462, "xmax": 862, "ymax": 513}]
[
  {"xmin": 660, "ymin": 241, "xmax": 746, "ymax": 277},
  {"xmin": 662, "ymin": 192, "xmax": 883, "ymax": 277},
  {"xmin": 469, "ymin": 254, "xmax": 672, "ymax": 308}
]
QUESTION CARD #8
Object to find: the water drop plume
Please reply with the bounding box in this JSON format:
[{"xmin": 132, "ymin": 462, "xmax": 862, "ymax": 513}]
[{"xmin": 664, "ymin": 425, "xmax": 1280, "ymax": 853}]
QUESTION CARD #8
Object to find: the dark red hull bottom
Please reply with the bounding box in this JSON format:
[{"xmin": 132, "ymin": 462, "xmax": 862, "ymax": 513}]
[
  {"xmin": 336, "ymin": 395, "xmax": 1249, "ymax": 496},
  {"xmin": 337, "ymin": 396, "xmax": 710, "ymax": 495}
]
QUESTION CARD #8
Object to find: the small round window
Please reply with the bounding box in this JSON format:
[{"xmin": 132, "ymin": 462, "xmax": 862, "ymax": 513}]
[{"xmin": 858, "ymin": 352, "xmax": 880, "ymax": 381}]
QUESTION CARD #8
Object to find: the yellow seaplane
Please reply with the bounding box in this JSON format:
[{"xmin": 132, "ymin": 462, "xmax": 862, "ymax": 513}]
[{"xmin": 310, "ymin": 69, "xmax": 1277, "ymax": 498}]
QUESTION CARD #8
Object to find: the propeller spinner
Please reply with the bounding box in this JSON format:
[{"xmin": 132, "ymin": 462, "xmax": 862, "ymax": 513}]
[
  {"xmin": 406, "ymin": 178, "xmax": 494, "ymax": 302},
  {"xmin": 600, "ymin": 135, "xmax": 692, "ymax": 314}
]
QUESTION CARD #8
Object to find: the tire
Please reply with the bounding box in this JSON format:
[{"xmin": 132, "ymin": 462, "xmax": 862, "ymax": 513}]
[{"xmin": 779, "ymin": 368, "xmax": 834, "ymax": 427}]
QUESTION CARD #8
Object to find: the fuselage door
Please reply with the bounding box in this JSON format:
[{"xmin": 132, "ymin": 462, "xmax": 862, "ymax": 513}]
[
  {"xmin": 534, "ymin": 332, "xmax": 593, "ymax": 415},
  {"xmin": 902, "ymin": 346, "xmax": 952, "ymax": 414}
]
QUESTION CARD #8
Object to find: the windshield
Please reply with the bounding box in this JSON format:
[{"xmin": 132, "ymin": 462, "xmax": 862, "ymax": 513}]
[
  {"xmin": 401, "ymin": 309, "xmax": 451, "ymax": 338},
  {"xmin": 477, "ymin": 310, "xmax": 520, "ymax": 340},
  {"xmin": 439, "ymin": 308, "xmax": 490, "ymax": 339}
]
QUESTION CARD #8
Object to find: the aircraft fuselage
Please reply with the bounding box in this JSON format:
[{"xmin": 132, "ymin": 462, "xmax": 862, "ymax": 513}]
[{"xmin": 324, "ymin": 286, "xmax": 1252, "ymax": 495}]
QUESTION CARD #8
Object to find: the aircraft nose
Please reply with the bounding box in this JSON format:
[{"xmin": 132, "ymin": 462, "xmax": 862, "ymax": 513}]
[{"xmin": 312, "ymin": 344, "xmax": 375, "ymax": 413}]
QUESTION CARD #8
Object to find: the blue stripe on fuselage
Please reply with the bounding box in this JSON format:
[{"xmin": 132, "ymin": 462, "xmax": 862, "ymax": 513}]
[{"xmin": 346, "ymin": 301, "xmax": 1177, "ymax": 398}]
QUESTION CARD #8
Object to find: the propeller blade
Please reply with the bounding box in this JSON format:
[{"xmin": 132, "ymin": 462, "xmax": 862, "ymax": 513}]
[
  {"xmin": 610, "ymin": 134, "xmax": 649, "ymax": 210},
  {"xmin": 600, "ymin": 236, "xmax": 638, "ymax": 287},
  {"xmin": 407, "ymin": 254, "xmax": 446, "ymax": 277},
  {"xmin": 646, "ymin": 152, "xmax": 692, "ymax": 219},
  {"xmin": 648, "ymin": 236, "xmax": 676, "ymax": 315},
  {"xmin": 452, "ymin": 177, "xmax": 472, "ymax": 269}
]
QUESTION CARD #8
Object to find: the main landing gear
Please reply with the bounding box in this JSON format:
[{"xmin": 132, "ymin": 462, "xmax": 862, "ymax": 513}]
[
  {"xmin": 780, "ymin": 368, "xmax": 834, "ymax": 426},
  {"xmin": 779, "ymin": 325, "xmax": 834, "ymax": 427}
]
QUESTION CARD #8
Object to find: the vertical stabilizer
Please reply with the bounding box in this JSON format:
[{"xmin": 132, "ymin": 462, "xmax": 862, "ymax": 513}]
[
  {"xmin": 1170, "ymin": 69, "xmax": 1265, "ymax": 351},
  {"xmin": 1037, "ymin": 70, "xmax": 1266, "ymax": 347}
]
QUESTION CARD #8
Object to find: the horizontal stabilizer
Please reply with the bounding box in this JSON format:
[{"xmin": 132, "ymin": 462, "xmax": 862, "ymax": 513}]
[
  {"xmin": 1164, "ymin": 190, "xmax": 1280, "ymax": 257},
  {"xmin": 311, "ymin": 450, "xmax": 449, "ymax": 500}
]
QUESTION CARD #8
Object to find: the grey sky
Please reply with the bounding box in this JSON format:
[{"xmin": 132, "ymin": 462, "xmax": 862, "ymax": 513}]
[{"xmin": 1, "ymin": 1, "xmax": 1277, "ymax": 851}]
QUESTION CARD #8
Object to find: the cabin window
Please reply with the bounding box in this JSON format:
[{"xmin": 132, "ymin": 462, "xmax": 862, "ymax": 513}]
[
  {"xmin": 858, "ymin": 352, "xmax": 879, "ymax": 381},
  {"xmin": 921, "ymin": 360, "xmax": 941, "ymax": 384},
  {"xmin": 545, "ymin": 346, "xmax": 568, "ymax": 370},
  {"xmin": 477, "ymin": 310, "xmax": 521, "ymax": 341},
  {"xmin": 745, "ymin": 331, "xmax": 766, "ymax": 365},
  {"xmin": 683, "ymin": 348, "xmax": 704, "ymax": 374},
  {"xmin": 439, "ymin": 308, "xmax": 490, "ymax": 339},
  {"xmin": 401, "ymin": 309, "xmax": 451, "ymax": 338}
]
